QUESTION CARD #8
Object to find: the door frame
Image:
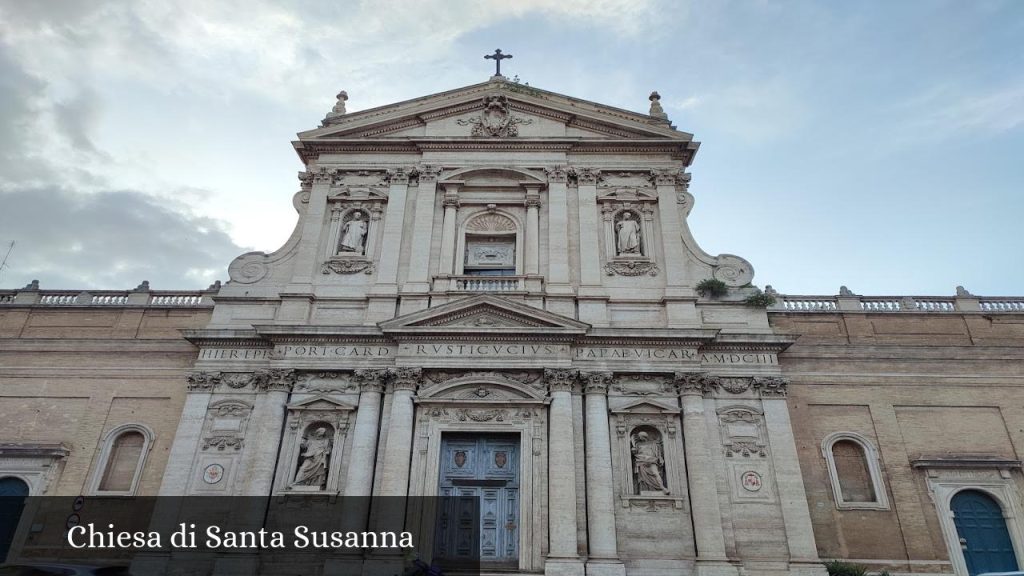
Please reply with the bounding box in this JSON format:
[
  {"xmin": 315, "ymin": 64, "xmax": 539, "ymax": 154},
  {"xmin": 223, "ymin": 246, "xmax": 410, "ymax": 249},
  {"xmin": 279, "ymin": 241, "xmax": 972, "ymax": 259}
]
[
  {"xmin": 409, "ymin": 399, "xmax": 547, "ymax": 573},
  {"xmin": 925, "ymin": 467, "xmax": 1024, "ymax": 576}
]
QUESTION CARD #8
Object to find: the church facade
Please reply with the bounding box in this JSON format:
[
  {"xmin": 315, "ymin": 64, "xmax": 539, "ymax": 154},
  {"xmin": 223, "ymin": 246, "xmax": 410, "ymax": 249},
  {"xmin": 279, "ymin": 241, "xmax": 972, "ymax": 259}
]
[{"xmin": 1, "ymin": 76, "xmax": 1023, "ymax": 576}]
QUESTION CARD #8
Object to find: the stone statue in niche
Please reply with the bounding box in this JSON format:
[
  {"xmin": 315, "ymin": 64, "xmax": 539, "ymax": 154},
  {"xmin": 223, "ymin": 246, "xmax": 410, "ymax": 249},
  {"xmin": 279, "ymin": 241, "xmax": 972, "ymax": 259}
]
[
  {"xmin": 292, "ymin": 425, "xmax": 333, "ymax": 489},
  {"xmin": 616, "ymin": 211, "xmax": 641, "ymax": 256},
  {"xmin": 631, "ymin": 429, "xmax": 669, "ymax": 494},
  {"xmin": 339, "ymin": 211, "xmax": 368, "ymax": 255}
]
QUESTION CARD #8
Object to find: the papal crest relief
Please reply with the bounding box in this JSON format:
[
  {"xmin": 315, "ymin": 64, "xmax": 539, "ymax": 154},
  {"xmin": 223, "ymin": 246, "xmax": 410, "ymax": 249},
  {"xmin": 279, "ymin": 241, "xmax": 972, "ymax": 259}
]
[{"xmin": 458, "ymin": 94, "xmax": 533, "ymax": 137}]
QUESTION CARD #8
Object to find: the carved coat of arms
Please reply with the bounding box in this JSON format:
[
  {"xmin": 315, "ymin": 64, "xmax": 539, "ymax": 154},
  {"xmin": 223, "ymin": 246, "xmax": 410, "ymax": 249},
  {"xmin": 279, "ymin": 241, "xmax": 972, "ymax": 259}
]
[{"xmin": 458, "ymin": 95, "xmax": 532, "ymax": 137}]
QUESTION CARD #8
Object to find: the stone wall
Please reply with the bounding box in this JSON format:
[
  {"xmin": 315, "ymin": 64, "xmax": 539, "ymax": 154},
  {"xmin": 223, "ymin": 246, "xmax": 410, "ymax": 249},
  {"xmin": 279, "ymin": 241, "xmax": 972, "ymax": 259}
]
[
  {"xmin": 0, "ymin": 305, "xmax": 211, "ymax": 496},
  {"xmin": 772, "ymin": 310, "xmax": 1024, "ymax": 575}
]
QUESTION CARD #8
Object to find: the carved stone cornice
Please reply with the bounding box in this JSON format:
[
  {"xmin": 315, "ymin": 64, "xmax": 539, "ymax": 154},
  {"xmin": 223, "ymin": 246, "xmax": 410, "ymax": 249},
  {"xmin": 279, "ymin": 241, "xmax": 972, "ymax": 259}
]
[
  {"xmin": 187, "ymin": 371, "xmax": 222, "ymax": 392},
  {"xmin": 545, "ymin": 166, "xmax": 569, "ymax": 184},
  {"xmin": 252, "ymin": 369, "xmax": 296, "ymax": 393},
  {"xmin": 544, "ymin": 368, "xmax": 578, "ymax": 394},
  {"xmin": 752, "ymin": 376, "xmax": 788, "ymax": 398},
  {"xmin": 674, "ymin": 372, "xmax": 720, "ymax": 397},
  {"xmin": 387, "ymin": 367, "xmax": 422, "ymax": 392},
  {"xmin": 581, "ymin": 371, "xmax": 613, "ymax": 394},
  {"xmin": 353, "ymin": 369, "xmax": 388, "ymax": 393}
]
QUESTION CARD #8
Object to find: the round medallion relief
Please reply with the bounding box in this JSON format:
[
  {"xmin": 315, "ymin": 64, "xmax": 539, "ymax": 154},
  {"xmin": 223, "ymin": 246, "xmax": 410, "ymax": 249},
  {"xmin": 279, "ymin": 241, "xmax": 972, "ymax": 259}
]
[
  {"xmin": 740, "ymin": 471, "xmax": 763, "ymax": 492},
  {"xmin": 203, "ymin": 463, "xmax": 225, "ymax": 485}
]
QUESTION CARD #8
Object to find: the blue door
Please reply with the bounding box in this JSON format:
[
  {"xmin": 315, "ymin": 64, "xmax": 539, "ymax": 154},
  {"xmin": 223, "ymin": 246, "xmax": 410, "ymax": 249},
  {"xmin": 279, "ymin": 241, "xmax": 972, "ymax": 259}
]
[
  {"xmin": 436, "ymin": 434, "xmax": 519, "ymax": 567},
  {"xmin": 952, "ymin": 490, "xmax": 1019, "ymax": 575},
  {"xmin": 0, "ymin": 477, "xmax": 29, "ymax": 562}
]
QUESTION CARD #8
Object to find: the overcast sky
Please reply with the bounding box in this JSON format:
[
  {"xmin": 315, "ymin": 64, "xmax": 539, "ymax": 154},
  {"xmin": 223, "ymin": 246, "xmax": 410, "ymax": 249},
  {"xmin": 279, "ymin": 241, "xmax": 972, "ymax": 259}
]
[{"xmin": 0, "ymin": 0, "xmax": 1021, "ymax": 295}]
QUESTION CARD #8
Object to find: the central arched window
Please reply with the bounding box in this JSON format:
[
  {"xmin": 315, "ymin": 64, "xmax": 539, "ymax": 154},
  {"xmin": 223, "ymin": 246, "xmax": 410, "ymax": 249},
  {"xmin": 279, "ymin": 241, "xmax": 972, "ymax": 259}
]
[{"xmin": 460, "ymin": 211, "xmax": 520, "ymax": 276}]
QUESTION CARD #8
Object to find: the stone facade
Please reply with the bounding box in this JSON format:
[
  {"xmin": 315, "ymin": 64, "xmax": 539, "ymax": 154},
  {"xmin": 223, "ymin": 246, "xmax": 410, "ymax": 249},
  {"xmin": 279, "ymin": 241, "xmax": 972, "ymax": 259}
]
[{"xmin": 0, "ymin": 78, "xmax": 1022, "ymax": 576}]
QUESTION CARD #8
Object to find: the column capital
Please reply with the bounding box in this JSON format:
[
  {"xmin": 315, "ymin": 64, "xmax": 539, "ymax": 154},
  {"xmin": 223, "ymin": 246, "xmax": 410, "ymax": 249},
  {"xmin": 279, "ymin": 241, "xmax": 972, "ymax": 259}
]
[
  {"xmin": 387, "ymin": 367, "xmax": 422, "ymax": 392},
  {"xmin": 650, "ymin": 168, "xmax": 686, "ymax": 187},
  {"xmin": 353, "ymin": 369, "xmax": 388, "ymax": 393},
  {"xmin": 574, "ymin": 167, "xmax": 600, "ymax": 185},
  {"xmin": 545, "ymin": 165, "xmax": 569, "ymax": 183},
  {"xmin": 752, "ymin": 376, "xmax": 789, "ymax": 398},
  {"xmin": 311, "ymin": 166, "xmax": 337, "ymax": 185},
  {"xmin": 252, "ymin": 368, "xmax": 296, "ymax": 393},
  {"xmin": 442, "ymin": 195, "xmax": 461, "ymax": 208},
  {"xmin": 524, "ymin": 195, "xmax": 542, "ymax": 208},
  {"xmin": 544, "ymin": 368, "xmax": 578, "ymax": 393},
  {"xmin": 186, "ymin": 371, "xmax": 222, "ymax": 392},
  {"xmin": 415, "ymin": 164, "xmax": 440, "ymax": 183},
  {"xmin": 581, "ymin": 371, "xmax": 613, "ymax": 394},
  {"xmin": 674, "ymin": 372, "xmax": 720, "ymax": 397},
  {"xmin": 385, "ymin": 167, "xmax": 414, "ymax": 185}
]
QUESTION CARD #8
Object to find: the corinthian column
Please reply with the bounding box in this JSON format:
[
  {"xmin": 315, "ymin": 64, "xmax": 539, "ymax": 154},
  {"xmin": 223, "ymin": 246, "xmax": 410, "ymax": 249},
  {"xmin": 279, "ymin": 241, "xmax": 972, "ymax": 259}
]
[
  {"xmin": 438, "ymin": 184, "xmax": 461, "ymax": 276},
  {"xmin": 244, "ymin": 369, "xmax": 295, "ymax": 495},
  {"xmin": 344, "ymin": 370, "xmax": 386, "ymax": 498},
  {"xmin": 581, "ymin": 372, "xmax": 625, "ymax": 576},
  {"xmin": 524, "ymin": 185, "xmax": 542, "ymax": 276},
  {"xmin": 378, "ymin": 368, "xmax": 420, "ymax": 497},
  {"xmin": 676, "ymin": 373, "xmax": 737, "ymax": 576},
  {"xmin": 755, "ymin": 377, "xmax": 824, "ymax": 572},
  {"xmin": 545, "ymin": 369, "xmax": 585, "ymax": 576}
]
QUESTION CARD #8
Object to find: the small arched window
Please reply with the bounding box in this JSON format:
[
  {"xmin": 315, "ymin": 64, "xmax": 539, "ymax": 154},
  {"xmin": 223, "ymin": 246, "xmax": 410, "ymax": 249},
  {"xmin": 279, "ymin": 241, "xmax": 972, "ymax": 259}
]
[
  {"xmin": 822, "ymin": 432, "xmax": 889, "ymax": 510},
  {"xmin": 91, "ymin": 425, "xmax": 153, "ymax": 495}
]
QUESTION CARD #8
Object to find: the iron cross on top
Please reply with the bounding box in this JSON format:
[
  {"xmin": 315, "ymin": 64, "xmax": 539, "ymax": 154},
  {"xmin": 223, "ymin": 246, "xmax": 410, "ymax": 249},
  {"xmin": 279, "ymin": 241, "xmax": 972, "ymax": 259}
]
[{"xmin": 485, "ymin": 48, "xmax": 512, "ymax": 76}]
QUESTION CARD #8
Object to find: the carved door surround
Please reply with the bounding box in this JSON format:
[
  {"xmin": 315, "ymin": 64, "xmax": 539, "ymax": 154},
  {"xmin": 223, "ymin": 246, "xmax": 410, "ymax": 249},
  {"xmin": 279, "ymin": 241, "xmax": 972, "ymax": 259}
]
[
  {"xmin": 917, "ymin": 461, "xmax": 1024, "ymax": 576},
  {"xmin": 274, "ymin": 396, "xmax": 355, "ymax": 494},
  {"xmin": 610, "ymin": 399, "xmax": 688, "ymax": 511},
  {"xmin": 407, "ymin": 371, "xmax": 548, "ymax": 572}
]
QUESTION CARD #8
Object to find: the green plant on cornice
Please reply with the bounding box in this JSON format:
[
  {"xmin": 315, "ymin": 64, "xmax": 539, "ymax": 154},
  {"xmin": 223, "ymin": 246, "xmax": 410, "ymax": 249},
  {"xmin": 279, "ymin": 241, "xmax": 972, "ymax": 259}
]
[
  {"xmin": 744, "ymin": 290, "xmax": 777, "ymax": 308},
  {"xmin": 824, "ymin": 561, "xmax": 868, "ymax": 576},
  {"xmin": 696, "ymin": 278, "xmax": 728, "ymax": 298},
  {"xmin": 504, "ymin": 76, "xmax": 543, "ymax": 98}
]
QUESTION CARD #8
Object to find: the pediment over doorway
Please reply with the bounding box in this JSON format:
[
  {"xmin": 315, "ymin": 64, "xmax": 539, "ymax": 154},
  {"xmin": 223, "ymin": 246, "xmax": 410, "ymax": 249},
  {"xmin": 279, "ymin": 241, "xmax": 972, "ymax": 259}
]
[{"xmin": 379, "ymin": 295, "xmax": 590, "ymax": 336}]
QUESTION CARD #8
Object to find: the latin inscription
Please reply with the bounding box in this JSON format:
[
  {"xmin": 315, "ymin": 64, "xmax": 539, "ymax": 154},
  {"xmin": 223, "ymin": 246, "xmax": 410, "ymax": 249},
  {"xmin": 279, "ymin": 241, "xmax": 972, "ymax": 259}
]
[
  {"xmin": 400, "ymin": 343, "xmax": 566, "ymax": 358},
  {"xmin": 199, "ymin": 348, "xmax": 272, "ymax": 360},
  {"xmin": 576, "ymin": 347, "xmax": 696, "ymax": 360},
  {"xmin": 197, "ymin": 344, "xmax": 776, "ymax": 366},
  {"xmin": 275, "ymin": 345, "xmax": 393, "ymax": 358}
]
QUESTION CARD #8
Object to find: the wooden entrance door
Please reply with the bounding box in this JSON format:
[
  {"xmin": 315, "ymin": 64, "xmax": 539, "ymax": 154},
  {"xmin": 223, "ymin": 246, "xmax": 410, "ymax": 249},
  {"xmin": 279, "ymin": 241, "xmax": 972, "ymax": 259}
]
[
  {"xmin": 952, "ymin": 489, "xmax": 1019, "ymax": 575},
  {"xmin": 436, "ymin": 433, "xmax": 519, "ymax": 567}
]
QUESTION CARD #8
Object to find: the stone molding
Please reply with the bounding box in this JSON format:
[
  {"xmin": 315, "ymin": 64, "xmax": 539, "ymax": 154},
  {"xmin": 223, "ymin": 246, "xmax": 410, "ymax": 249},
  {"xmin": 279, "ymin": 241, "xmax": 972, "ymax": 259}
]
[{"xmin": 186, "ymin": 370, "xmax": 296, "ymax": 393}]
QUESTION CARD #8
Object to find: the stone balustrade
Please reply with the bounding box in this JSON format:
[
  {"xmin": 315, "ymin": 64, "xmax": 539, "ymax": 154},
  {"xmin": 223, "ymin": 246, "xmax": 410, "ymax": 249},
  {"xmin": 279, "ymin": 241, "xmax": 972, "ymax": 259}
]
[
  {"xmin": 433, "ymin": 274, "xmax": 544, "ymax": 294},
  {"xmin": 0, "ymin": 287, "xmax": 215, "ymax": 307},
  {"xmin": 776, "ymin": 292, "xmax": 1023, "ymax": 313}
]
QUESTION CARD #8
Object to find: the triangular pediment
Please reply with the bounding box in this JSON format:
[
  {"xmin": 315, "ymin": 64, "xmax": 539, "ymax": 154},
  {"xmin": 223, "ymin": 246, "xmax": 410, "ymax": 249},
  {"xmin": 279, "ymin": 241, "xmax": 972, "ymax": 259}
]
[
  {"xmin": 295, "ymin": 79, "xmax": 698, "ymax": 153},
  {"xmin": 611, "ymin": 399, "xmax": 680, "ymax": 414},
  {"xmin": 286, "ymin": 395, "xmax": 356, "ymax": 411},
  {"xmin": 379, "ymin": 295, "xmax": 589, "ymax": 336}
]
